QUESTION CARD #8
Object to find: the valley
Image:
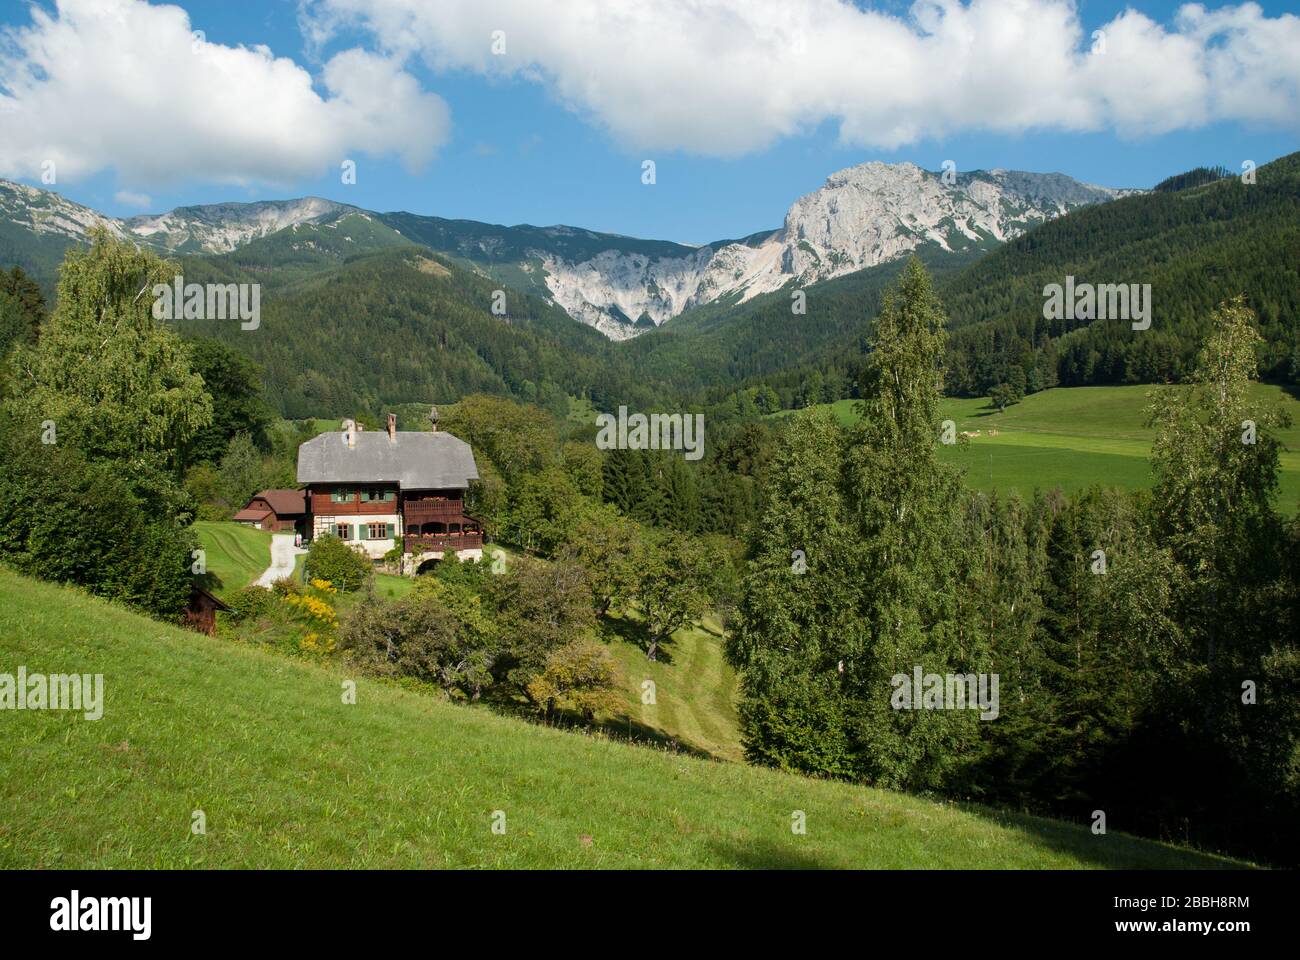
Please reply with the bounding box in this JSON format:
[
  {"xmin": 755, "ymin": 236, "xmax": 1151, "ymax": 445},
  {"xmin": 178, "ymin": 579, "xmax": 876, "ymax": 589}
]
[
  {"xmin": 2, "ymin": 140, "xmax": 1296, "ymax": 876},
  {"xmin": 3, "ymin": 0, "xmax": 1299, "ymax": 910}
]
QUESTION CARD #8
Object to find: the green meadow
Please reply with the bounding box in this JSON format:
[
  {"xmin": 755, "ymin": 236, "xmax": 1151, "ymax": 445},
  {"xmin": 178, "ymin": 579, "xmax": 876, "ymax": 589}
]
[
  {"xmin": 192, "ymin": 520, "xmax": 274, "ymax": 593},
  {"xmin": 0, "ymin": 567, "xmax": 1247, "ymax": 869},
  {"xmin": 787, "ymin": 385, "xmax": 1300, "ymax": 508},
  {"xmin": 602, "ymin": 611, "xmax": 744, "ymax": 763}
]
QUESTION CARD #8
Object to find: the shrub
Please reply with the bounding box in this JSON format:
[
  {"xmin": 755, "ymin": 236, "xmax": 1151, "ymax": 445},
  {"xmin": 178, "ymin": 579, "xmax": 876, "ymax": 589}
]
[
  {"xmin": 427, "ymin": 550, "xmax": 493, "ymax": 593},
  {"xmin": 490, "ymin": 557, "xmax": 595, "ymax": 690},
  {"xmin": 339, "ymin": 591, "xmax": 494, "ymax": 698},
  {"xmin": 283, "ymin": 589, "xmax": 339, "ymax": 631},
  {"xmin": 526, "ymin": 640, "xmax": 621, "ymax": 720},
  {"xmin": 0, "ymin": 418, "xmax": 194, "ymax": 619},
  {"xmin": 304, "ymin": 534, "xmax": 372, "ymax": 592},
  {"xmin": 271, "ymin": 576, "xmax": 301, "ymax": 596},
  {"xmin": 381, "ymin": 543, "xmax": 405, "ymax": 572},
  {"xmin": 224, "ymin": 585, "xmax": 276, "ymax": 622},
  {"xmin": 219, "ymin": 579, "xmax": 341, "ymax": 657},
  {"xmin": 988, "ymin": 381, "xmax": 1022, "ymax": 412}
]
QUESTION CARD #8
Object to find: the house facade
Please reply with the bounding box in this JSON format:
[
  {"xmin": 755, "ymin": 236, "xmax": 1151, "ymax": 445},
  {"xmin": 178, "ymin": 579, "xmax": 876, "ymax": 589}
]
[
  {"xmin": 296, "ymin": 413, "xmax": 483, "ymax": 572},
  {"xmin": 232, "ymin": 489, "xmax": 308, "ymax": 533}
]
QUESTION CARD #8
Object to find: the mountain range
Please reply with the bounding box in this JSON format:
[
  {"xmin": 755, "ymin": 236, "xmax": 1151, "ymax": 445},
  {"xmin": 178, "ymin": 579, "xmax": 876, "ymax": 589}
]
[
  {"xmin": 0, "ymin": 161, "xmax": 1134, "ymax": 339},
  {"xmin": 3, "ymin": 152, "xmax": 1295, "ymax": 419}
]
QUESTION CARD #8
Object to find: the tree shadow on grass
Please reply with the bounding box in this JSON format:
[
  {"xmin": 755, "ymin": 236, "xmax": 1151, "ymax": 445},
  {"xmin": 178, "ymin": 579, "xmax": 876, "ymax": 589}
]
[
  {"xmin": 707, "ymin": 836, "xmax": 842, "ymax": 870},
  {"xmin": 196, "ymin": 570, "xmax": 226, "ymax": 595},
  {"xmin": 697, "ymin": 621, "xmax": 726, "ymax": 639},
  {"xmin": 954, "ymin": 801, "xmax": 1249, "ymax": 870},
  {"xmin": 588, "ymin": 713, "xmax": 717, "ymax": 761},
  {"xmin": 598, "ymin": 614, "xmax": 676, "ymax": 665},
  {"xmin": 520, "ymin": 707, "xmax": 718, "ymax": 761}
]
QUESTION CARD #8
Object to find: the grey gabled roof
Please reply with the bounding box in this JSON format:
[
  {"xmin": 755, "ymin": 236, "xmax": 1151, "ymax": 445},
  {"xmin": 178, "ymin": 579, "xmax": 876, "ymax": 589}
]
[{"xmin": 297, "ymin": 430, "xmax": 479, "ymax": 489}]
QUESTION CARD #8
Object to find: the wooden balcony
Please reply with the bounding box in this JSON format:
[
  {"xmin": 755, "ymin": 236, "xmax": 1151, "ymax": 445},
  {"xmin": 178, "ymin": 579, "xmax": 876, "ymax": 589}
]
[
  {"xmin": 404, "ymin": 533, "xmax": 483, "ymax": 554},
  {"xmin": 402, "ymin": 499, "xmax": 467, "ymax": 523},
  {"xmin": 310, "ymin": 489, "xmax": 398, "ymax": 515}
]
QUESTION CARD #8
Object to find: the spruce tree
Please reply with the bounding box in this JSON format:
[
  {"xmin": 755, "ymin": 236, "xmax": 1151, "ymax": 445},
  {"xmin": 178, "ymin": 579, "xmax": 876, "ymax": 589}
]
[
  {"xmin": 840, "ymin": 256, "xmax": 986, "ymax": 789},
  {"xmin": 731, "ymin": 259, "xmax": 989, "ymax": 788},
  {"xmin": 1146, "ymin": 297, "xmax": 1297, "ymax": 859},
  {"xmin": 729, "ymin": 407, "xmax": 859, "ymax": 776}
]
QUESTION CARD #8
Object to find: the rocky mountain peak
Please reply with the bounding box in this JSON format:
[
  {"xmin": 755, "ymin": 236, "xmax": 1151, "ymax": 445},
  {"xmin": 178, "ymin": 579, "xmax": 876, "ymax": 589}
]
[{"xmin": 0, "ymin": 160, "xmax": 1134, "ymax": 339}]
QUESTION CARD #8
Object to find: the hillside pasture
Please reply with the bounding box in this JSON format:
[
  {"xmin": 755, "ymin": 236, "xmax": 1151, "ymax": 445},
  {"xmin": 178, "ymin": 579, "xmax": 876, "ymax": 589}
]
[
  {"xmin": 0, "ymin": 567, "xmax": 1246, "ymax": 869},
  {"xmin": 777, "ymin": 385, "xmax": 1300, "ymax": 507}
]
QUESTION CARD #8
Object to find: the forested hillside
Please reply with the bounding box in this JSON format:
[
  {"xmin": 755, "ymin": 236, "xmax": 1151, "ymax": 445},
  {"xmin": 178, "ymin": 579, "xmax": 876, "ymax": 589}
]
[
  {"xmin": 181, "ymin": 210, "xmax": 412, "ymax": 291},
  {"xmin": 941, "ymin": 152, "xmax": 1300, "ymax": 395},
  {"xmin": 618, "ymin": 151, "xmax": 1300, "ymax": 410},
  {"xmin": 174, "ymin": 246, "xmax": 659, "ymax": 418},
  {"xmin": 620, "ymin": 244, "xmax": 984, "ymax": 401},
  {"xmin": 378, "ymin": 211, "xmax": 698, "ymax": 306}
]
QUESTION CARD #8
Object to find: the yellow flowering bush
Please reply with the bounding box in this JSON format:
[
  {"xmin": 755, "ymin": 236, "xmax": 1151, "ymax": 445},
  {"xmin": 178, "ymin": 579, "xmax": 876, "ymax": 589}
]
[
  {"xmin": 299, "ymin": 631, "xmax": 337, "ymax": 655},
  {"xmin": 284, "ymin": 591, "xmax": 339, "ymax": 628},
  {"xmin": 279, "ymin": 578, "xmax": 341, "ymax": 656}
]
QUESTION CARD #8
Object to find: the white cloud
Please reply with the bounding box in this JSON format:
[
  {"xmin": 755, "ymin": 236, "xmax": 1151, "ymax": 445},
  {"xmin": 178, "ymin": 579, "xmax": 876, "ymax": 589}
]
[
  {"xmin": 303, "ymin": 0, "xmax": 1300, "ymax": 154},
  {"xmin": 0, "ymin": 0, "xmax": 449, "ymax": 186},
  {"xmin": 113, "ymin": 189, "xmax": 152, "ymax": 208},
  {"xmin": 2, "ymin": 0, "xmax": 1293, "ymax": 188}
]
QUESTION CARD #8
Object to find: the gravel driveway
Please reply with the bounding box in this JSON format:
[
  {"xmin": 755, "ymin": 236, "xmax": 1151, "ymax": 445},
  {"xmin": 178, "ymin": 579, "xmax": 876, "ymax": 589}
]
[{"xmin": 255, "ymin": 534, "xmax": 306, "ymax": 588}]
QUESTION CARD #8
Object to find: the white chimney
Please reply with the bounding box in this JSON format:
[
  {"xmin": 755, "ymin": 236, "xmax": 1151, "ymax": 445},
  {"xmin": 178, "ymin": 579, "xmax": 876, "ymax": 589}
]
[
  {"xmin": 387, "ymin": 413, "xmax": 397, "ymax": 442},
  {"xmin": 341, "ymin": 418, "xmax": 356, "ymax": 449}
]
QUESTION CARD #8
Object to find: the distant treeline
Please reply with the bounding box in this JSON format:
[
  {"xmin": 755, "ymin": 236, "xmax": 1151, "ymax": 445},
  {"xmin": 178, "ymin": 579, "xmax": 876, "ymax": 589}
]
[{"xmin": 1153, "ymin": 165, "xmax": 1231, "ymax": 192}]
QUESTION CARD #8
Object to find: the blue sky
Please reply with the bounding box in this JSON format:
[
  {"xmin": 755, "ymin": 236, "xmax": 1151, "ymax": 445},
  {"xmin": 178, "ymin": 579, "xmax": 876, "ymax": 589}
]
[{"xmin": 1, "ymin": 0, "xmax": 1297, "ymax": 244}]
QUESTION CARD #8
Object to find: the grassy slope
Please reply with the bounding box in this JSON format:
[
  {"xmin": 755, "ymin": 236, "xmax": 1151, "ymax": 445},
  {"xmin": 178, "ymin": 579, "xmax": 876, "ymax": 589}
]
[
  {"xmin": 0, "ymin": 567, "xmax": 1244, "ymax": 869},
  {"xmin": 192, "ymin": 520, "xmax": 273, "ymax": 595},
  {"xmin": 196, "ymin": 520, "xmax": 743, "ymax": 760},
  {"xmin": 603, "ymin": 612, "xmax": 743, "ymax": 762},
  {"xmin": 781, "ymin": 385, "xmax": 1300, "ymax": 508}
]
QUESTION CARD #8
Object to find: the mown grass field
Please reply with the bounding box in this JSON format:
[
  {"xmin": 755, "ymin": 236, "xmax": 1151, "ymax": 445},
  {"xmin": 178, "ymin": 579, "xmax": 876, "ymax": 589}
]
[
  {"xmin": 602, "ymin": 611, "xmax": 743, "ymax": 762},
  {"xmin": 783, "ymin": 385, "xmax": 1300, "ymax": 508},
  {"xmin": 191, "ymin": 520, "xmax": 274, "ymax": 594},
  {"xmin": 0, "ymin": 567, "xmax": 1246, "ymax": 869}
]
